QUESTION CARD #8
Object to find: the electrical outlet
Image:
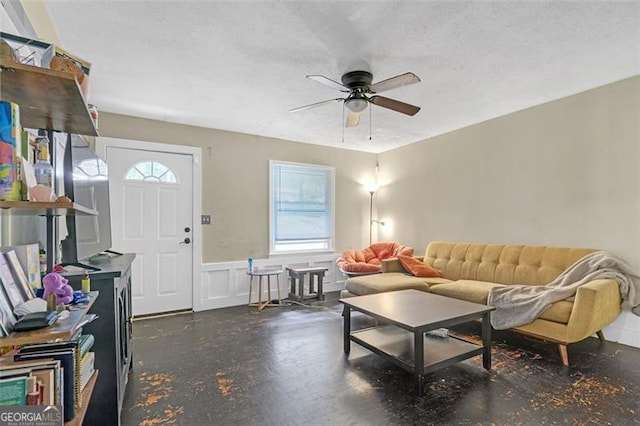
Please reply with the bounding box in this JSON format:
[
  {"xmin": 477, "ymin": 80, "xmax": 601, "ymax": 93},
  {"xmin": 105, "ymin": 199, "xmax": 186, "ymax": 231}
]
[{"xmin": 201, "ymin": 215, "xmax": 212, "ymax": 225}]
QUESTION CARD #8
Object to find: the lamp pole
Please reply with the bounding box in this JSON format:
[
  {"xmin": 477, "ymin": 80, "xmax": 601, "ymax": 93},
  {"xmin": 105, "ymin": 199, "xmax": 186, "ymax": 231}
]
[{"xmin": 369, "ymin": 190, "xmax": 375, "ymax": 245}]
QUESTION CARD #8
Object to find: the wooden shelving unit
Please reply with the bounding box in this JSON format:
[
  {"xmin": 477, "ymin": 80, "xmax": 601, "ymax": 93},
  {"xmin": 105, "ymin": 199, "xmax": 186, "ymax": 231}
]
[
  {"xmin": 0, "ymin": 200, "xmax": 98, "ymax": 216},
  {"xmin": 0, "ymin": 293, "xmax": 100, "ymax": 424},
  {"xmin": 65, "ymin": 370, "xmax": 99, "ymax": 426},
  {"xmin": 0, "ymin": 59, "xmax": 97, "ymax": 136},
  {"xmin": 1, "ymin": 57, "xmax": 99, "ymax": 272},
  {"xmin": 1, "ymin": 54, "xmax": 106, "ymax": 424},
  {"xmin": 0, "ymin": 292, "xmax": 98, "ymax": 347},
  {"xmin": 0, "ymin": 200, "xmax": 96, "ymax": 272}
]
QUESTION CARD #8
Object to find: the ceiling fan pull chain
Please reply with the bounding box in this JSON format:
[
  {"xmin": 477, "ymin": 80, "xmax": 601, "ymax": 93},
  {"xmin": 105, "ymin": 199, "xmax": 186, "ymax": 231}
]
[
  {"xmin": 342, "ymin": 103, "xmax": 345, "ymax": 144},
  {"xmin": 369, "ymin": 104, "xmax": 372, "ymax": 141}
]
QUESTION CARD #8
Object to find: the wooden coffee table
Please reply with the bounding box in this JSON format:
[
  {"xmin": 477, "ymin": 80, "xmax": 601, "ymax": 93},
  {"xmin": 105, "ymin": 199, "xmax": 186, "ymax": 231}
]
[{"xmin": 340, "ymin": 289, "xmax": 495, "ymax": 393}]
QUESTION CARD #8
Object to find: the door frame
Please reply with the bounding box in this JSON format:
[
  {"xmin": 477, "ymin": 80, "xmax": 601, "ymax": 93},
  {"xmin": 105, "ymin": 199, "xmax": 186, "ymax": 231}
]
[{"xmin": 96, "ymin": 137, "xmax": 203, "ymax": 312}]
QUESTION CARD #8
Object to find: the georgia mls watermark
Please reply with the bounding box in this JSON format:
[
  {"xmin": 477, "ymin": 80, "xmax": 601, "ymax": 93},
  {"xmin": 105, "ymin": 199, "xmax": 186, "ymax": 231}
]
[{"xmin": 0, "ymin": 405, "xmax": 62, "ymax": 426}]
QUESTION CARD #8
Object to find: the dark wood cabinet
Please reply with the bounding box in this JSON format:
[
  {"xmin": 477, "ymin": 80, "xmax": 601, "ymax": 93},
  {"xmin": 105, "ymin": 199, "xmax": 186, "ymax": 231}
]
[{"xmin": 65, "ymin": 253, "xmax": 134, "ymax": 426}]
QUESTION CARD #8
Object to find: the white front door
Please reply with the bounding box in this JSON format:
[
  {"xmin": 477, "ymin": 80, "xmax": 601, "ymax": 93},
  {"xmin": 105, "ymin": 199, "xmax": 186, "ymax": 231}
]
[{"xmin": 106, "ymin": 146, "xmax": 194, "ymax": 316}]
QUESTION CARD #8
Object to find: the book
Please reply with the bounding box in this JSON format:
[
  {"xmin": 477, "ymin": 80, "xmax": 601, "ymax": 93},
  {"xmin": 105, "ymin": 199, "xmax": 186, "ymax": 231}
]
[
  {"xmin": 15, "ymin": 349, "xmax": 75, "ymax": 421},
  {"xmin": 78, "ymin": 334, "xmax": 95, "ymax": 358},
  {"xmin": 18, "ymin": 335, "xmax": 89, "ymax": 410},
  {"xmin": 2, "ymin": 249, "xmax": 36, "ymax": 300},
  {"xmin": 3, "ymin": 244, "xmax": 42, "ymax": 290},
  {"xmin": 0, "ymin": 354, "xmax": 61, "ymax": 407},
  {"xmin": 26, "ymin": 376, "xmax": 41, "ymax": 405},
  {"xmin": 0, "ymin": 352, "xmax": 58, "ymax": 371},
  {"xmin": 79, "ymin": 351, "xmax": 95, "ymax": 391},
  {"xmin": 31, "ymin": 366, "xmax": 57, "ymax": 406},
  {"xmin": 0, "ymin": 283, "xmax": 16, "ymax": 334},
  {"xmin": 0, "ymin": 253, "xmax": 28, "ymax": 309},
  {"xmin": 0, "ymin": 367, "xmax": 32, "ymax": 379},
  {"xmin": 0, "ymin": 376, "xmax": 27, "ymax": 405}
]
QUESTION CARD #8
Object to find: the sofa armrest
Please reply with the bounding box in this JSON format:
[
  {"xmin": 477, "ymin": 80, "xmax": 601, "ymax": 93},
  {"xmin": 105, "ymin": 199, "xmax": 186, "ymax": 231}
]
[
  {"xmin": 382, "ymin": 258, "xmax": 405, "ymax": 273},
  {"xmin": 381, "ymin": 256, "xmax": 426, "ymax": 273},
  {"xmin": 566, "ymin": 278, "xmax": 621, "ymax": 342}
]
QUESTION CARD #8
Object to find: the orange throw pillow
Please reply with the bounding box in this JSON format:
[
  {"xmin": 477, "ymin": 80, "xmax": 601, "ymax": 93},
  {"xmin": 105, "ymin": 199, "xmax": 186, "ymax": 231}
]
[{"xmin": 397, "ymin": 255, "xmax": 442, "ymax": 278}]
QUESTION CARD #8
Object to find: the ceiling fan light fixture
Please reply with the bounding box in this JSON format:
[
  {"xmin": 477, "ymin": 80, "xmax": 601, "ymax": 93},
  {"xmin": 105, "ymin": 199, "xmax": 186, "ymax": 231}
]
[
  {"xmin": 345, "ymin": 98, "xmax": 368, "ymax": 113},
  {"xmin": 291, "ymin": 70, "xmax": 421, "ymax": 127}
]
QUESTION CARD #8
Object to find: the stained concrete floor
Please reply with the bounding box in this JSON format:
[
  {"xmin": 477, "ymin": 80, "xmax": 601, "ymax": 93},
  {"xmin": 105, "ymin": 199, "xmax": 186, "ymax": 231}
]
[{"xmin": 121, "ymin": 292, "xmax": 640, "ymax": 425}]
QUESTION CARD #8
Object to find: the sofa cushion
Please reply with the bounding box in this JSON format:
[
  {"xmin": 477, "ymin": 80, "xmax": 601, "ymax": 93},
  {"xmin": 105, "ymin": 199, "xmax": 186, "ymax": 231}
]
[
  {"xmin": 340, "ymin": 262, "xmax": 382, "ymax": 273},
  {"xmin": 428, "ymin": 280, "xmax": 506, "ymax": 305},
  {"xmin": 345, "ymin": 272, "xmax": 451, "ymax": 296},
  {"xmin": 423, "ymin": 241, "xmax": 596, "ymax": 285},
  {"xmin": 428, "ymin": 280, "xmax": 574, "ymax": 324},
  {"xmin": 397, "ymin": 255, "xmax": 442, "ymax": 277},
  {"xmin": 538, "ymin": 300, "xmax": 573, "ymax": 324}
]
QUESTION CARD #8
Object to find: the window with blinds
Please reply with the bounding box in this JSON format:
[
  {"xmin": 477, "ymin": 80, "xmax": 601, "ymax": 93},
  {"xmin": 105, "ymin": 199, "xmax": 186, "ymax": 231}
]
[{"xmin": 269, "ymin": 161, "xmax": 335, "ymax": 254}]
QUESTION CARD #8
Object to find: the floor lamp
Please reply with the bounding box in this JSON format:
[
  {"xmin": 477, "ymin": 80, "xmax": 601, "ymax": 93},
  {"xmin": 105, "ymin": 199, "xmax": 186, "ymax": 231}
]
[{"xmin": 368, "ymin": 186, "xmax": 385, "ymax": 245}]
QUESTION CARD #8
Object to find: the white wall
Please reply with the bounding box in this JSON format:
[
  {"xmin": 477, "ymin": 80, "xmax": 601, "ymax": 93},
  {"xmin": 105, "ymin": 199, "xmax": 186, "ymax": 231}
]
[
  {"xmin": 101, "ymin": 77, "xmax": 640, "ymax": 347},
  {"xmin": 99, "ymin": 113, "xmax": 378, "ymax": 263},
  {"xmin": 97, "ymin": 114, "xmax": 370, "ymax": 313},
  {"xmin": 378, "ymin": 76, "xmax": 640, "ymax": 348}
]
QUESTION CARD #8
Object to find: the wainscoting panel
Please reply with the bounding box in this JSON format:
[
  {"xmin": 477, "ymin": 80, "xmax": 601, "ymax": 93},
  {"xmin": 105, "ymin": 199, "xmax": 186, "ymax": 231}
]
[
  {"xmin": 201, "ymin": 269, "xmax": 231, "ymax": 300},
  {"xmin": 197, "ymin": 254, "xmax": 345, "ymax": 311}
]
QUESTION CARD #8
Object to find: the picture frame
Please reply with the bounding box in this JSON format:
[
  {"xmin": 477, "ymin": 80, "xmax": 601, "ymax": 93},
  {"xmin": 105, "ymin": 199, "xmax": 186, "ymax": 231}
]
[
  {"xmin": 2, "ymin": 243, "xmax": 42, "ymax": 290},
  {"xmin": 0, "ymin": 284, "xmax": 17, "ymax": 334},
  {"xmin": 3, "ymin": 250, "xmax": 35, "ymax": 301},
  {"xmin": 0, "ymin": 253, "xmax": 29, "ymax": 309}
]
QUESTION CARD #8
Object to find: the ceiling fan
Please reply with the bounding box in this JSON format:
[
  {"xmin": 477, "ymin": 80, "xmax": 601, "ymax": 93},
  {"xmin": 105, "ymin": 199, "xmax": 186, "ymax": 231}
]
[{"xmin": 289, "ymin": 70, "xmax": 421, "ymax": 127}]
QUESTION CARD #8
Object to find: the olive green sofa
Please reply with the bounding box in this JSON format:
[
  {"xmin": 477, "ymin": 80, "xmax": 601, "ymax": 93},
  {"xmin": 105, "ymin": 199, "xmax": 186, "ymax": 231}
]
[{"xmin": 341, "ymin": 241, "xmax": 622, "ymax": 366}]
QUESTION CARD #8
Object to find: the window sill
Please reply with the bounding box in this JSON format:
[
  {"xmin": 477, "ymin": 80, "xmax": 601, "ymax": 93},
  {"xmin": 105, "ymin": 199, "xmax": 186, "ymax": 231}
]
[{"xmin": 268, "ymin": 249, "xmax": 336, "ymax": 258}]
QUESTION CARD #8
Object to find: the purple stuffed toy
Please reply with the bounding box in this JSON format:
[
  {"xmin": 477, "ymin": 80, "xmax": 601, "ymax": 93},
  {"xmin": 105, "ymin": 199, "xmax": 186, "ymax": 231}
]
[{"xmin": 42, "ymin": 272, "xmax": 74, "ymax": 305}]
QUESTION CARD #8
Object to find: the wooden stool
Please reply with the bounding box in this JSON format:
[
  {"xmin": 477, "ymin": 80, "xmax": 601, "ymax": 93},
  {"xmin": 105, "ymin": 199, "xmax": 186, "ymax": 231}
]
[
  {"xmin": 286, "ymin": 265, "xmax": 329, "ymax": 302},
  {"xmin": 248, "ymin": 268, "xmax": 283, "ymax": 311}
]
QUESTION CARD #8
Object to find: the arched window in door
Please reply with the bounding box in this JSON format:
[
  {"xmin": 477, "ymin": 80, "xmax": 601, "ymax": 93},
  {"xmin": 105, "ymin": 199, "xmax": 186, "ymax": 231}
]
[
  {"xmin": 74, "ymin": 158, "xmax": 109, "ymax": 181},
  {"xmin": 124, "ymin": 161, "xmax": 177, "ymax": 183}
]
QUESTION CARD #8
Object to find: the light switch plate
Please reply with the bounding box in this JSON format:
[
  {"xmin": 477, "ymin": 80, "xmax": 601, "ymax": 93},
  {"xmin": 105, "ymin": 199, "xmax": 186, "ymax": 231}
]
[{"xmin": 201, "ymin": 215, "xmax": 212, "ymax": 225}]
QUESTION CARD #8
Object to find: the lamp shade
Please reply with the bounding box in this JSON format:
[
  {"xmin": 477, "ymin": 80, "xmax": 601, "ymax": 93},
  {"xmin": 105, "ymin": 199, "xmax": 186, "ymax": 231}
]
[
  {"xmin": 345, "ymin": 98, "xmax": 368, "ymax": 113},
  {"xmin": 365, "ymin": 183, "xmax": 379, "ymax": 193}
]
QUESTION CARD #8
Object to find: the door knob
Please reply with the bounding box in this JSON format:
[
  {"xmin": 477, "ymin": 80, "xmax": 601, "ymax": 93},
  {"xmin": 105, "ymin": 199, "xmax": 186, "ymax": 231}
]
[{"xmin": 180, "ymin": 237, "xmax": 191, "ymax": 245}]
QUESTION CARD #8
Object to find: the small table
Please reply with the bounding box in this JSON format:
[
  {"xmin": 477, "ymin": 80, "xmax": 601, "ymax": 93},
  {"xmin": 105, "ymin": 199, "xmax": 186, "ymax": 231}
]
[
  {"xmin": 341, "ymin": 289, "xmax": 494, "ymax": 393},
  {"xmin": 248, "ymin": 268, "xmax": 283, "ymax": 311},
  {"xmin": 286, "ymin": 264, "xmax": 329, "ymax": 302}
]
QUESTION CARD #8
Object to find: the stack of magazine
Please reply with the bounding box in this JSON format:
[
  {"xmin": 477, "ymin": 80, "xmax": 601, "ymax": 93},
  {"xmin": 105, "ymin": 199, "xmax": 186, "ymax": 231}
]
[{"xmin": 0, "ymin": 328, "xmax": 95, "ymax": 421}]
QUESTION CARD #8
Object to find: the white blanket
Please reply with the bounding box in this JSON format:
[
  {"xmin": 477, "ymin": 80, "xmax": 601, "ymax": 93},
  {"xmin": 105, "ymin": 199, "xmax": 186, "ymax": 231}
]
[{"xmin": 487, "ymin": 251, "xmax": 640, "ymax": 329}]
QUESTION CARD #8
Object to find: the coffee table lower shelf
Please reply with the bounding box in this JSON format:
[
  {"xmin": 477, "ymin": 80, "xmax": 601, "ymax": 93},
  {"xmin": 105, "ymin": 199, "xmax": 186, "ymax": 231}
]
[
  {"xmin": 341, "ymin": 290, "xmax": 494, "ymax": 393},
  {"xmin": 350, "ymin": 325, "xmax": 484, "ymax": 375}
]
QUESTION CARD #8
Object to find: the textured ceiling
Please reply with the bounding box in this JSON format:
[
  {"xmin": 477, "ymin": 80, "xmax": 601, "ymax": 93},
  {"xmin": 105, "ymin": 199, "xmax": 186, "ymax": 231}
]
[{"xmin": 43, "ymin": 1, "xmax": 639, "ymax": 153}]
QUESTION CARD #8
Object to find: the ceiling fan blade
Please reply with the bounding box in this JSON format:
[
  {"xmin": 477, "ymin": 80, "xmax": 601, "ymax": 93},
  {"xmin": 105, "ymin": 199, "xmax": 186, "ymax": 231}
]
[
  {"xmin": 345, "ymin": 110, "xmax": 360, "ymax": 127},
  {"xmin": 289, "ymin": 98, "xmax": 343, "ymax": 113},
  {"xmin": 368, "ymin": 72, "xmax": 421, "ymax": 94},
  {"xmin": 369, "ymin": 96, "xmax": 420, "ymax": 116},
  {"xmin": 306, "ymin": 75, "xmax": 350, "ymax": 92}
]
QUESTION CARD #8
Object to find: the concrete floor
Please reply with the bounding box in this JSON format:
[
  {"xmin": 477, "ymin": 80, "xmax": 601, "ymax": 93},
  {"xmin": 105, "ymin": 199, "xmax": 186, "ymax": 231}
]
[{"xmin": 121, "ymin": 292, "xmax": 640, "ymax": 425}]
